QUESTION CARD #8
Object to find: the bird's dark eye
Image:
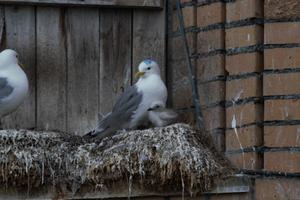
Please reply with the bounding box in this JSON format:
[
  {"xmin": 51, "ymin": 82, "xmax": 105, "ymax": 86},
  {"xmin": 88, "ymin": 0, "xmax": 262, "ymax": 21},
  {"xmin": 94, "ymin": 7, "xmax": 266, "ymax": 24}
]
[{"xmin": 147, "ymin": 67, "xmax": 151, "ymax": 70}]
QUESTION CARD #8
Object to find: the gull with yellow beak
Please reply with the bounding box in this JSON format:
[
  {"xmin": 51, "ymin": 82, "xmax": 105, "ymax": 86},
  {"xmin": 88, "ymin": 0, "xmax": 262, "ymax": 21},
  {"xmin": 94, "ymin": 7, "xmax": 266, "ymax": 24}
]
[
  {"xmin": 0, "ymin": 49, "xmax": 29, "ymax": 118},
  {"xmin": 85, "ymin": 59, "xmax": 167, "ymax": 139}
]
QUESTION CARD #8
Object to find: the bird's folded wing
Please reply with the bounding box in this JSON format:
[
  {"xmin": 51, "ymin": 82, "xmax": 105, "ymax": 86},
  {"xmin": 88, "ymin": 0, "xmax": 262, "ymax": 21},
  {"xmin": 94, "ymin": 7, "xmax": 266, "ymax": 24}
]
[
  {"xmin": 90, "ymin": 85, "xmax": 143, "ymax": 138},
  {"xmin": 112, "ymin": 85, "xmax": 143, "ymax": 120},
  {"xmin": 0, "ymin": 77, "xmax": 13, "ymax": 102}
]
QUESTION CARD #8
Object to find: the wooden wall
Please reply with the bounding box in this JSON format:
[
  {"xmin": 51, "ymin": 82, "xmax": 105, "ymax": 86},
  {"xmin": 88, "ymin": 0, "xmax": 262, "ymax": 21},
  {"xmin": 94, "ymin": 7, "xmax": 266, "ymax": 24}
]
[{"xmin": 0, "ymin": 4, "xmax": 165, "ymax": 135}]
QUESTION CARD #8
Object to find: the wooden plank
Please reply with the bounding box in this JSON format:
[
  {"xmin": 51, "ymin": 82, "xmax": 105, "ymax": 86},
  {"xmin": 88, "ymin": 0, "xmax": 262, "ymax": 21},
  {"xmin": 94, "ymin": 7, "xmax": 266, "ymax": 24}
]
[
  {"xmin": 0, "ymin": 176, "xmax": 250, "ymax": 199},
  {"xmin": 99, "ymin": 9, "xmax": 132, "ymax": 115},
  {"xmin": 132, "ymin": 7, "xmax": 166, "ymax": 83},
  {"xmin": 1, "ymin": 5, "xmax": 36, "ymax": 129},
  {"xmin": 36, "ymin": 7, "xmax": 67, "ymax": 131},
  {"xmin": 0, "ymin": 6, "xmax": 4, "ymax": 49},
  {"xmin": 66, "ymin": 8, "xmax": 99, "ymax": 135},
  {"xmin": 0, "ymin": 0, "xmax": 164, "ymax": 9}
]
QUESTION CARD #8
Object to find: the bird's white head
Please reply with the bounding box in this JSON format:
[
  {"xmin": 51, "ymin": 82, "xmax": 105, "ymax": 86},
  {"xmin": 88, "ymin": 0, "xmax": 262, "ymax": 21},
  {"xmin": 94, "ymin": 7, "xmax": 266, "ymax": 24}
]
[
  {"xmin": 0, "ymin": 49, "xmax": 19, "ymax": 69},
  {"xmin": 135, "ymin": 59, "xmax": 161, "ymax": 79}
]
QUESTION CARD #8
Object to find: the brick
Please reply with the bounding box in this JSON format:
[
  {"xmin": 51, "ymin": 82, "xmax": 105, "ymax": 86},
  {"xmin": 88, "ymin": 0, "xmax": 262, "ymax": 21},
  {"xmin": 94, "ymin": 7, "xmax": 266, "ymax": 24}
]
[
  {"xmin": 169, "ymin": 32, "xmax": 195, "ymax": 61},
  {"xmin": 264, "ymin": 99, "xmax": 300, "ymax": 121},
  {"xmin": 203, "ymin": 106, "xmax": 225, "ymax": 130},
  {"xmin": 255, "ymin": 178, "xmax": 300, "ymax": 200},
  {"xmin": 226, "ymin": 0, "xmax": 263, "ymax": 22},
  {"xmin": 173, "ymin": 6, "xmax": 195, "ymax": 32},
  {"xmin": 197, "ymin": 2, "xmax": 225, "ymax": 27},
  {"xmin": 265, "ymin": 0, "xmax": 300, "ymax": 19},
  {"xmin": 199, "ymin": 81, "xmax": 225, "ymax": 106},
  {"xmin": 226, "ymin": 103, "xmax": 262, "ymax": 128},
  {"xmin": 172, "ymin": 78, "xmax": 193, "ymax": 109},
  {"xmin": 264, "ymin": 125, "xmax": 300, "ymax": 147},
  {"xmin": 264, "ymin": 73, "xmax": 300, "ymax": 96},
  {"xmin": 197, "ymin": 54, "xmax": 225, "ymax": 81},
  {"xmin": 264, "ymin": 48, "xmax": 300, "ymax": 70},
  {"xmin": 265, "ymin": 22, "xmax": 300, "ymax": 44},
  {"xmin": 264, "ymin": 151, "xmax": 300, "ymax": 173},
  {"xmin": 226, "ymin": 152, "xmax": 262, "ymax": 170},
  {"xmin": 226, "ymin": 25, "xmax": 263, "ymax": 49},
  {"xmin": 226, "ymin": 52, "xmax": 263, "ymax": 75},
  {"xmin": 198, "ymin": 29, "xmax": 224, "ymax": 53},
  {"xmin": 226, "ymin": 76, "xmax": 262, "ymax": 101},
  {"xmin": 226, "ymin": 125, "xmax": 262, "ymax": 151}
]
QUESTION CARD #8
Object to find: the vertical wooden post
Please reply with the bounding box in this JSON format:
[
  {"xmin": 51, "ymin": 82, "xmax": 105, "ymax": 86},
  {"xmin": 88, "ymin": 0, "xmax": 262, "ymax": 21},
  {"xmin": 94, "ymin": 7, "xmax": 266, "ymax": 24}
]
[
  {"xmin": 132, "ymin": 8, "xmax": 166, "ymax": 82},
  {"xmin": 66, "ymin": 7, "xmax": 100, "ymax": 135},
  {"xmin": 36, "ymin": 7, "xmax": 67, "ymax": 131},
  {"xmin": 99, "ymin": 9, "xmax": 132, "ymax": 115}
]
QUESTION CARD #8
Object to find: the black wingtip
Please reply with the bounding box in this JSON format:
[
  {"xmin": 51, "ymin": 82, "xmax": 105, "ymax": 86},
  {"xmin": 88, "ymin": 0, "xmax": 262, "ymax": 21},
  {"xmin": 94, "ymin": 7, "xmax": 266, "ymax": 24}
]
[{"xmin": 82, "ymin": 130, "xmax": 96, "ymax": 139}]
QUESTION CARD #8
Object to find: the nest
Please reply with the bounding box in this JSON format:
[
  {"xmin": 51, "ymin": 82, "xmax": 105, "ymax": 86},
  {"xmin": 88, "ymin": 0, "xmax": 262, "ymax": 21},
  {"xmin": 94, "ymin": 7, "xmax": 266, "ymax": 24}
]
[{"xmin": 0, "ymin": 123, "xmax": 232, "ymax": 196}]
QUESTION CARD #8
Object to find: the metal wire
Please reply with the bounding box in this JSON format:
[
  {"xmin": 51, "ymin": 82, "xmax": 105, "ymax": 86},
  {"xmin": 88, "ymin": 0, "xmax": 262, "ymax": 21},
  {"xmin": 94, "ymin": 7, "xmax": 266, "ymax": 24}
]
[{"xmin": 176, "ymin": 0, "xmax": 205, "ymax": 130}]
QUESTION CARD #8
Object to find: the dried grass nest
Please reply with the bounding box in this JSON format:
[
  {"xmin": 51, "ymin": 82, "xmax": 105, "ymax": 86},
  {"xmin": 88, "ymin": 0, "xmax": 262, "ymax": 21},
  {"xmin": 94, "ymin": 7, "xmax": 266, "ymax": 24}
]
[{"xmin": 0, "ymin": 123, "xmax": 232, "ymax": 195}]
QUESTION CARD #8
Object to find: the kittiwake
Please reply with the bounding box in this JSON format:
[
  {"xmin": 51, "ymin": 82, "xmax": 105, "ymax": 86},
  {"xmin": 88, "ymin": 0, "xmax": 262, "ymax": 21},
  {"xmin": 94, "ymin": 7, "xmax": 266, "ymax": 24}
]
[
  {"xmin": 0, "ymin": 49, "xmax": 29, "ymax": 118},
  {"xmin": 147, "ymin": 101, "xmax": 178, "ymax": 127},
  {"xmin": 85, "ymin": 59, "xmax": 167, "ymax": 139}
]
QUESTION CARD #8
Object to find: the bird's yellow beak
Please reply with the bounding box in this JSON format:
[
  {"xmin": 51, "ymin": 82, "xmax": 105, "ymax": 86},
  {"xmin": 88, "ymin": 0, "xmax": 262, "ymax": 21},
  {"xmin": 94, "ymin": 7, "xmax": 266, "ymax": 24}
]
[{"xmin": 135, "ymin": 71, "xmax": 145, "ymax": 78}]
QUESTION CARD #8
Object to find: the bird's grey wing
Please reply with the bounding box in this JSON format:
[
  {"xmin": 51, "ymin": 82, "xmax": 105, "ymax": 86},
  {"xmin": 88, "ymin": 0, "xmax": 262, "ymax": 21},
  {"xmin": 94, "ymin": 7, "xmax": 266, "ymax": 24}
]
[
  {"xmin": 112, "ymin": 85, "xmax": 142, "ymax": 113},
  {"xmin": 0, "ymin": 77, "xmax": 13, "ymax": 102},
  {"xmin": 86, "ymin": 85, "xmax": 142, "ymax": 139}
]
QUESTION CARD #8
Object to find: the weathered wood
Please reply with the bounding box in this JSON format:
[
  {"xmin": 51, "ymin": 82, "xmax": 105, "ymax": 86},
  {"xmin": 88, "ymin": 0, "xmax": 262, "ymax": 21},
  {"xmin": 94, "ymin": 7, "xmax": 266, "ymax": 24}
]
[
  {"xmin": 0, "ymin": 6, "xmax": 4, "ymax": 49},
  {"xmin": 132, "ymin": 8, "xmax": 166, "ymax": 83},
  {"xmin": 0, "ymin": 176, "xmax": 250, "ymax": 199},
  {"xmin": 66, "ymin": 7, "xmax": 99, "ymax": 135},
  {"xmin": 36, "ymin": 7, "xmax": 67, "ymax": 131},
  {"xmin": 0, "ymin": 3, "xmax": 167, "ymax": 134},
  {"xmin": 99, "ymin": 9, "xmax": 132, "ymax": 115},
  {"xmin": 1, "ymin": 5, "xmax": 36, "ymax": 129},
  {"xmin": 0, "ymin": 0, "xmax": 164, "ymax": 9}
]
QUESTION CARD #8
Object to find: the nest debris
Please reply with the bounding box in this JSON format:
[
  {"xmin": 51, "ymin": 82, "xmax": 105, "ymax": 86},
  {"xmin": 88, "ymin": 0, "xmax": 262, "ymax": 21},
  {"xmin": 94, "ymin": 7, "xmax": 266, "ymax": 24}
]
[{"xmin": 0, "ymin": 123, "xmax": 232, "ymax": 196}]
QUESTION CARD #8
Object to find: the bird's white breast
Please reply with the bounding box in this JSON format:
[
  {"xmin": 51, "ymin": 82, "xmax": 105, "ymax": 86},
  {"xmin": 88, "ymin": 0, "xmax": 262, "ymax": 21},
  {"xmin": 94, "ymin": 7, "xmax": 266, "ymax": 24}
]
[
  {"xmin": 0, "ymin": 64, "xmax": 29, "ymax": 117},
  {"xmin": 130, "ymin": 74, "xmax": 167, "ymax": 128}
]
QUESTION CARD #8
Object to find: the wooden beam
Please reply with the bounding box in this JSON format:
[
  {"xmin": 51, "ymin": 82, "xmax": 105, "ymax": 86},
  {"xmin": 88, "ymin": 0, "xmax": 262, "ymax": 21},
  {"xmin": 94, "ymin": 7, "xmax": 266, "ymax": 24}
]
[
  {"xmin": 0, "ymin": 0, "xmax": 164, "ymax": 9},
  {"xmin": 0, "ymin": 176, "xmax": 251, "ymax": 199}
]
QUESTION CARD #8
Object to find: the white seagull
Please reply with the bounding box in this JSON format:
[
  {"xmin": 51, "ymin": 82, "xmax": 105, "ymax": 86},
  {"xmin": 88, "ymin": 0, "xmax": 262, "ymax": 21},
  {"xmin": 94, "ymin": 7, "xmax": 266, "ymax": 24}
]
[
  {"xmin": 0, "ymin": 49, "xmax": 29, "ymax": 118},
  {"xmin": 85, "ymin": 59, "xmax": 167, "ymax": 139}
]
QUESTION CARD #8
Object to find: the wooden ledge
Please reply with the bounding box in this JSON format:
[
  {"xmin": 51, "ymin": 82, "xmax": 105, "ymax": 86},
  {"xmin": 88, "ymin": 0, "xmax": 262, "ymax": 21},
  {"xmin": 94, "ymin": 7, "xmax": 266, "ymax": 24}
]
[{"xmin": 0, "ymin": 0, "xmax": 164, "ymax": 9}]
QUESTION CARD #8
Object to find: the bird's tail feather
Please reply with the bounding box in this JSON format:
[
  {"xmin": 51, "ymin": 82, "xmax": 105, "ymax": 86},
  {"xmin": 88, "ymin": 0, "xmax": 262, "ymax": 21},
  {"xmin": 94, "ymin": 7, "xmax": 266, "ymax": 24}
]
[{"xmin": 83, "ymin": 112, "xmax": 115, "ymax": 139}]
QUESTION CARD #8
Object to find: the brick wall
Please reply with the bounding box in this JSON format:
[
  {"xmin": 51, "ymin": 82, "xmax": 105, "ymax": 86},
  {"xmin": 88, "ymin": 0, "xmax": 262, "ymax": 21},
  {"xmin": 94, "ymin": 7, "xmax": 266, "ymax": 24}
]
[
  {"xmin": 168, "ymin": 0, "xmax": 300, "ymax": 199},
  {"xmin": 225, "ymin": 0, "xmax": 264, "ymax": 172}
]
